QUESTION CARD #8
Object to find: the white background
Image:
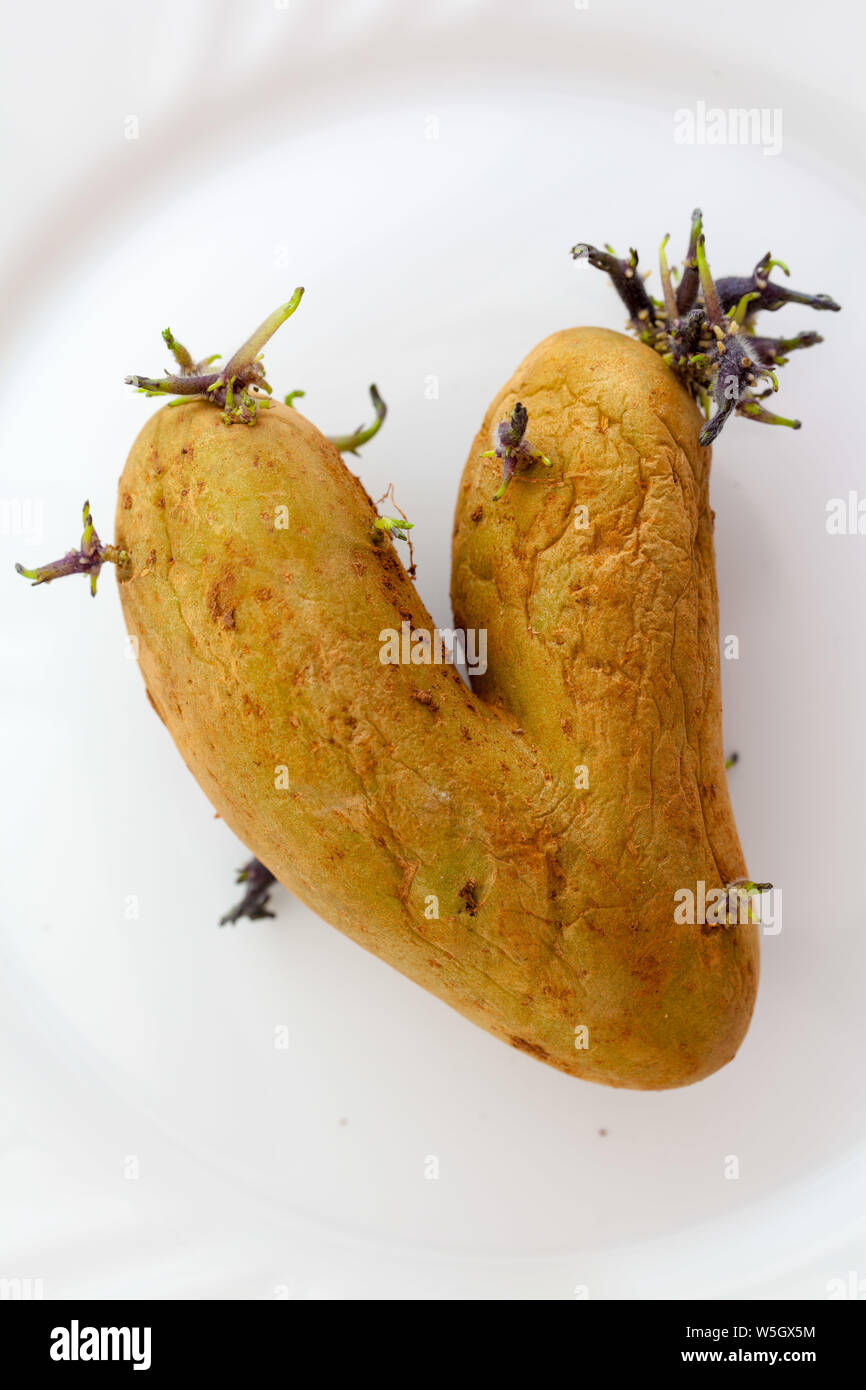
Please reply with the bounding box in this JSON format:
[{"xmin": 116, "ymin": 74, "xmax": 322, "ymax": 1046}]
[{"xmin": 1, "ymin": 0, "xmax": 864, "ymax": 1299}]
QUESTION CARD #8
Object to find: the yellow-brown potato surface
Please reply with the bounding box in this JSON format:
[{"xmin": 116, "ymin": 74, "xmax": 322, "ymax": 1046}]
[{"xmin": 116, "ymin": 326, "xmax": 758, "ymax": 1089}]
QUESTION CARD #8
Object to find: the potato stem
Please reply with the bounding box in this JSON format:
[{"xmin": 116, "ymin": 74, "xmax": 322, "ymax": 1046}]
[{"xmin": 15, "ymin": 501, "xmax": 130, "ymax": 597}]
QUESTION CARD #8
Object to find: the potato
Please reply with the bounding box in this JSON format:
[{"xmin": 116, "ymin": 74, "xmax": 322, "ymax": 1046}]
[
  {"xmin": 452, "ymin": 326, "xmax": 760, "ymax": 1085},
  {"xmin": 114, "ymin": 325, "xmax": 758, "ymax": 1090},
  {"xmin": 18, "ymin": 222, "xmax": 838, "ymax": 1087}
]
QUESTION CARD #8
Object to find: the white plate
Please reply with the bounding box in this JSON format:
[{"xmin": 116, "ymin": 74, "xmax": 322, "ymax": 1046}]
[{"xmin": 1, "ymin": 0, "xmax": 864, "ymax": 1299}]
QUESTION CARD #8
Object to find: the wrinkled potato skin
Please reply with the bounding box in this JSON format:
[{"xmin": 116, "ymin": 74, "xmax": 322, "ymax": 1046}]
[
  {"xmin": 452, "ymin": 327, "xmax": 758, "ymax": 1083},
  {"xmin": 116, "ymin": 326, "xmax": 758, "ymax": 1089}
]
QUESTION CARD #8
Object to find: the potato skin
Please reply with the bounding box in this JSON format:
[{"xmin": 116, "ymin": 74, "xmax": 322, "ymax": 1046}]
[
  {"xmin": 452, "ymin": 327, "xmax": 759, "ymax": 1083},
  {"xmin": 115, "ymin": 327, "xmax": 758, "ymax": 1090}
]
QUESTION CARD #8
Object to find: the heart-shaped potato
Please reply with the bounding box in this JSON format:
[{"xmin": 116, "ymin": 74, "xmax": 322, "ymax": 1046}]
[
  {"xmin": 17, "ymin": 220, "xmax": 838, "ymax": 1087},
  {"xmin": 114, "ymin": 325, "xmax": 758, "ymax": 1090}
]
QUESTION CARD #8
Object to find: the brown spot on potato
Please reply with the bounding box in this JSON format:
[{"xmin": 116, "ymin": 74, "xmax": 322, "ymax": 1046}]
[
  {"xmin": 508, "ymin": 1036, "xmax": 549, "ymax": 1061},
  {"xmin": 397, "ymin": 860, "xmax": 419, "ymax": 904},
  {"xmin": 208, "ymin": 578, "xmax": 236, "ymax": 630},
  {"xmin": 458, "ymin": 879, "xmax": 479, "ymax": 916}
]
